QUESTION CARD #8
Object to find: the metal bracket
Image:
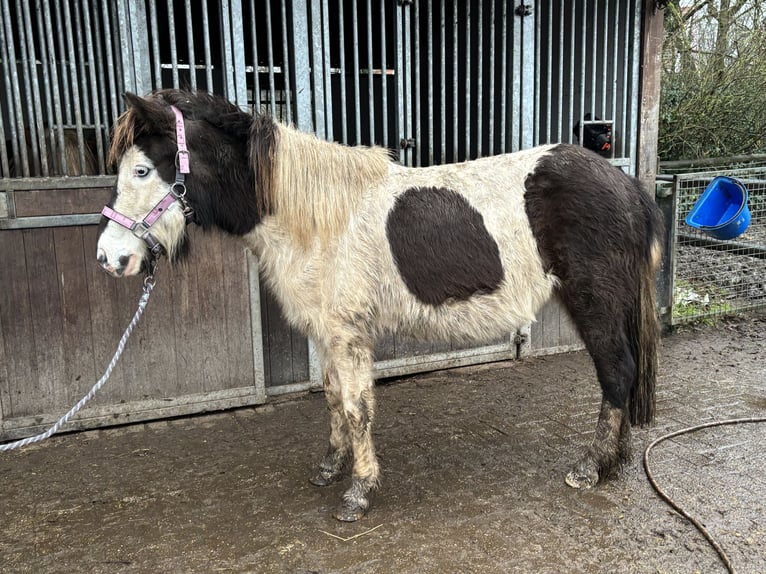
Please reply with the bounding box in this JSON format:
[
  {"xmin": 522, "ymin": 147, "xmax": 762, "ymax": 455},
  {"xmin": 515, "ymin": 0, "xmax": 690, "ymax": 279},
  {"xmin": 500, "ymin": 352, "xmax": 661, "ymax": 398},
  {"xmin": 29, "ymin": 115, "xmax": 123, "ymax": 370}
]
[
  {"xmin": 513, "ymin": 332, "xmax": 529, "ymax": 346},
  {"xmin": 0, "ymin": 191, "xmax": 15, "ymax": 219},
  {"xmin": 400, "ymin": 138, "xmax": 416, "ymax": 150},
  {"xmin": 397, "ymin": 0, "xmax": 413, "ymax": 5},
  {"xmin": 515, "ymin": 3, "xmax": 532, "ymax": 17}
]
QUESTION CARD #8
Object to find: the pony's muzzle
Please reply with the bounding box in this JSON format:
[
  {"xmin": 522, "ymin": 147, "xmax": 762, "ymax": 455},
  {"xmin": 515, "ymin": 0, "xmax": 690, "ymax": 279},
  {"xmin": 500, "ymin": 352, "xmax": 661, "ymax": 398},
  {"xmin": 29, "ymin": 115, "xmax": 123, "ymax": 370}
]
[{"xmin": 97, "ymin": 248, "xmax": 139, "ymax": 277}]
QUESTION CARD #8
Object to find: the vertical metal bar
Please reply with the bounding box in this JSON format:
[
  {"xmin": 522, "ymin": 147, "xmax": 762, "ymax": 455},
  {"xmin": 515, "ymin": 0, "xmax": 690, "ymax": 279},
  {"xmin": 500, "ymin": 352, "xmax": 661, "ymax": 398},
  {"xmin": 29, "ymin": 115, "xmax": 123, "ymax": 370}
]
[
  {"xmin": 19, "ymin": 1, "xmax": 44, "ymax": 175},
  {"xmin": 621, "ymin": 0, "xmax": 630, "ymax": 159},
  {"xmin": 82, "ymin": 0, "xmax": 105, "ymax": 173},
  {"xmin": 72, "ymin": 0, "xmax": 92, "ymax": 126},
  {"xmin": 310, "ymin": 0, "xmax": 326, "ymax": 138},
  {"xmin": 568, "ymin": 0, "xmax": 575, "ymax": 144},
  {"xmin": 62, "ymin": 0, "xmax": 86, "ymax": 173},
  {"xmin": 184, "ymin": 0, "xmax": 196, "ymax": 91},
  {"xmin": 511, "ymin": 0, "xmax": 522, "ymax": 151},
  {"xmin": 53, "ymin": 0, "xmax": 72, "ymax": 125},
  {"xmin": 247, "ymin": 250, "xmax": 268, "ymax": 404},
  {"xmin": 202, "ymin": 0, "xmax": 214, "ymax": 90},
  {"xmin": 476, "ymin": 1, "xmax": 483, "ymax": 157},
  {"xmin": 292, "ymin": 0, "xmax": 312, "ymax": 129},
  {"xmin": 487, "ymin": 0, "xmax": 495, "ymax": 155},
  {"xmin": 439, "ymin": 0, "xmax": 445, "ymax": 163},
  {"xmin": 520, "ymin": 0, "xmax": 535, "ymax": 150},
  {"xmin": 42, "ymin": 0, "xmax": 66, "ymax": 174},
  {"xmin": 601, "ymin": 0, "xmax": 609, "ymax": 118},
  {"xmin": 452, "ymin": 0, "xmax": 458, "ymax": 161},
  {"xmin": 629, "ymin": 0, "xmax": 642, "ymax": 174},
  {"xmin": 396, "ymin": 1, "xmax": 405, "ymax": 161},
  {"xmin": 612, "ymin": 0, "xmax": 620, "ymax": 141},
  {"xmin": 149, "ymin": 0, "xmax": 161, "ymax": 88},
  {"xmin": 546, "ymin": 0, "xmax": 553, "ymax": 144},
  {"xmin": 34, "ymin": 1, "xmax": 56, "ymax": 170},
  {"xmin": 280, "ymin": 0, "xmax": 293, "ymax": 123},
  {"xmin": 591, "ymin": 0, "xmax": 597, "ymax": 117},
  {"xmin": 499, "ymin": 0, "xmax": 508, "ymax": 151},
  {"xmin": 91, "ymin": 0, "xmax": 112, "ymax": 165},
  {"xmin": 426, "ymin": 0, "xmax": 433, "ymax": 164},
  {"xmin": 578, "ymin": 0, "xmax": 586, "ymax": 147},
  {"xmin": 464, "ymin": 1, "xmax": 470, "ymax": 159},
  {"xmin": 338, "ymin": 0, "xmax": 348, "ymax": 142},
  {"xmin": 168, "ymin": 0, "xmax": 180, "ymax": 88},
  {"xmin": 367, "ymin": 0, "xmax": 375, "ymax": 144},
  {"xmin": 351, "ymin": 0, "xmax": 360, "ymax": 143},
  {"xmin": 0, "ymin": 108, "xmax": 8, "ymax": 177},
  {"xmin": 2, "ymin": 0, "xmax": 28, "ymax": 176},
  {"xmin": 533, "ymin": 0, "xmax": 540, "ymax": 147},
  {"xmin": 556, "ymin": 0, "xmax": 563, "ymax": 141},
  {"xmin": 250, "ymin": 0, "xmax": 262, "ymax": 111},
  {"xmin": 322, "ymin": 0, "xmax": 333, "ymax": 141},
  {"xmin": 125, "ymin": 0, "xmax": 152, "ymax": 94},
  {"xmin": 380, "ymin": 0, "xmax": 387, "ymax": 148},
  {"xmin": 220, "ymin": 1, "xmax": 234, "ymax": 98},
  {"xmin": 230, "ymin": 0, "xmax": 247, "ymax": 107},
  {"xmin": 265, "ymin": 0, "xmax": 276, "ymax": 117},
  {"xmin": 413, "ymin": 1, "xmax": 420, "ymax": 165},
  {"xmin": 403, "ymin": 1, "xmax": 413, "ymax": 166}
]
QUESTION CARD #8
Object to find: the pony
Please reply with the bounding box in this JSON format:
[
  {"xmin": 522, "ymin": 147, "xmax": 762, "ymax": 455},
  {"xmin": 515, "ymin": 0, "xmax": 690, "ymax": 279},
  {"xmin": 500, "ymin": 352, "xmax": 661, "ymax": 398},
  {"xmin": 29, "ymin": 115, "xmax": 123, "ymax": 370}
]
[{"xmin": 97, "ymin": 90, "xmax": 663, "ymax": 522}]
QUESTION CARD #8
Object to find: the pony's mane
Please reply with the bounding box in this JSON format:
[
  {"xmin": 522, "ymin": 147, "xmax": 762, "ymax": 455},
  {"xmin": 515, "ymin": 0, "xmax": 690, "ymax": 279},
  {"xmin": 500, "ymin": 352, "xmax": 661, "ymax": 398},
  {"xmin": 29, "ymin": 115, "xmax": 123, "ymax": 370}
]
[{"xmin": 263, "ymin": 123, "xmax": 392, "ymax": 246}]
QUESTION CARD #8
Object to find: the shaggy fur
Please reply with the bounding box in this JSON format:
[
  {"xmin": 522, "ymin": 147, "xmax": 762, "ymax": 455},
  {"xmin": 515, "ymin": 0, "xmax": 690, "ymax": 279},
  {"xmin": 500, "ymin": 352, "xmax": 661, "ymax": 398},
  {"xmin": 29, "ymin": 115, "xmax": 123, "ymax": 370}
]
[{"xmin": 97, "ymin": 90, "xmax": 663, "ymax": 522}]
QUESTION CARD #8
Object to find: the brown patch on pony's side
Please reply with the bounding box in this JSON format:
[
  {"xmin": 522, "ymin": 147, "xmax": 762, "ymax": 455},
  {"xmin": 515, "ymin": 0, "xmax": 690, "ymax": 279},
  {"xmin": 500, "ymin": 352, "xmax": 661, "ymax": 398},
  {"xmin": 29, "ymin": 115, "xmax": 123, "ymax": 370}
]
[{"xmin": 250, "ymin": 114, "xmax": 278, "ymax": 219}]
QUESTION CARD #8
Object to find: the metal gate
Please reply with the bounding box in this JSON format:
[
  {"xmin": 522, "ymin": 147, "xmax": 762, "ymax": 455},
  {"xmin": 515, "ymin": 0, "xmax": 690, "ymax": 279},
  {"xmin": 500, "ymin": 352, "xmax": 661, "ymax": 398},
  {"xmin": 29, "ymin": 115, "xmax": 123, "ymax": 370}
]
[{"xmin": 1, "ymin": 0, "xmax": 647, "ymax": 437}]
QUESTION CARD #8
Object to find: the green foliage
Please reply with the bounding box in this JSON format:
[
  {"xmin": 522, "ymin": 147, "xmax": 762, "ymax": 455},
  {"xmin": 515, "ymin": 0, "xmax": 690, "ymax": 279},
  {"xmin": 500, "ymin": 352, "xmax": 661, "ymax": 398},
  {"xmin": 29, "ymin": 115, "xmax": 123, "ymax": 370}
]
[
  {"xmin": 673, "ymin": 279, "xmax": 733, "ymax": 325},
  {"xmin": 659, "ymin": 1, "xmax": 766, "ymax": 161}
]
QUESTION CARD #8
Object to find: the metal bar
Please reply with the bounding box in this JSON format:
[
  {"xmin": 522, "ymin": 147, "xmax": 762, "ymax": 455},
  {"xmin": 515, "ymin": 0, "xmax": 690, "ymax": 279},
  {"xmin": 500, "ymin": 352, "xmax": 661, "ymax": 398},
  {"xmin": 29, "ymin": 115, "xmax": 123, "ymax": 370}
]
[
  {"xmin": 520, "ymin": 0, "xmax": 535, "ymax": 149},
  {"xmin": 426, "ymin": 0, "xmax": 433, "ymax": 164},
  {"xmin": 532, "ymin": 0, "xmax": 539, "ymax": 147},
  {"xmin": 511, "ymin": 0, "xmax": 522, "ymax": 151},
  {"xmin": 413, "ymin": 1, "xmax": 420, "ymax": 165},
  {"xmin": 338, "ymin": 0, "xmax": 348, "ymax": 142},
  {"xmin": 464, "ymin": 0, "xmax": 470, "ymax": 159},
  {"xmin": 280, "ymin": 0, "xmax": 293, "ymax": 124},
  {"xmin": 591, "ymin": 0, "xmax": 597, "ymax": 117},
  {"xmin": 249, "ymin": 0, "xmax": 261, "ymax": 110},
  {"xmin": 82, "ymin": 0, "xmax": 105, "ymax": 173},
  {"xmin": 487, "ymin": 0, "xmax": 495, "ymax": 155},
  {"xmin": 629, "ymin": 0, "xmax": 642, "ymax": 173},
  {"xmin": 202, "ymin": 0, "xmax": 213, "ymax": 90},
  {"xmin": 452, "ymin": 0, "xmax": 458, "ymax": 161},
  {"xmin": 403, "ymin": 2, "xmax": 412, "ymax": 166},
  {"xmin": 546, "ymin": 0, "xmax": 554, "ymax": 144},
  {"xmin": 184, "ymin": 0, "xmax": 196, "ymax": 90},
  {"xmin": 168, "ymin": 0, "xmax": 180, "ymax": 88},
  {"xmin": 247, "ymin": 251, "xmax": 268, "ymax": 403},
  {"xmin": 61, "ymin": 0, "xmax": 87, "ymax": 173},
  {"xmin": 1, "ymin": 0, "xmax": 28, "ymax": 176},
  {"xmin": 677, "ymin": 234, "xmax": 766, "ymax": 260},
  {"xmin": 309, "ymin": 0, "xmax": 325, "ymax": 137},
  {"xmin": 20, "ymin": 1, "xmax": 46, "ymax": 175},
  {"xmin": 351, "ymin": 0, "xmax": 360, "ymax": 143},
  {"xmin": 72, "ymin": 0, "xmax": 91, "ymax": 126},
  {"xmin": 500, "ymin": 0, "xmax": 508, "ymax": 151},
  {"xmin": 602, "ymin": 0, "xmax": 609, "ymax": 119},
  {"xmin": 612, "ymin": 0, "xmax": 620, "ymax": 135},
  {"xmin": 379, "ymin": 0, "xmax": 387, "ymax": 148},
  {"xmin": 91, "ymin": 0, "xmax": 111, "ymax": 168},
  {"xmin": 439, "ymin": 0, "xmax": 445, "ymax": 162},
  {"xmin": 568, "ymin": 0, "xmax": 575, "ymax": 144},
  {"xmin": 367, "ymin": 0, "xmax": 375, "ymax": 144},
  {"xmin": 578, "ymin": 0, "xmax": 586, "ymax": 148},
  {"xmin": 557, "ymin": 0, "xmax": 563, "ymax": 141},
  {"xmin": 0, "ymin": 91, "xmax": 8, "ymax": 177},
  {"xmin": 53, "ymin": 0, "xmax": 72, "ymax": 125},
  {"xmin": 476, "ymin": 1, "xmax": 483, "ymax": 157},
  {"xmin": 265, "ymin": 0, "xmax": 276, "ymax": 117},
  {"xmin": 322, "ymin": 0, "xmax": 333, "ymax": 141},
  {"xmin": 149, "ymin": 0, "xmax": 161, "ymax": 88},
  {"xmin": 231, "ymin": 0, "xmax": 247, "ymax": 107},
  {"xmin": 42, "ymin": 0, "xmax": 66, "ymax": 174},
  {"xmin": 292, "ymin": 0, "xmax": 312, "ymax": 129},
  {"xmin": 621, "ymin": 0, "xmax": 630, "ymax": 159}
]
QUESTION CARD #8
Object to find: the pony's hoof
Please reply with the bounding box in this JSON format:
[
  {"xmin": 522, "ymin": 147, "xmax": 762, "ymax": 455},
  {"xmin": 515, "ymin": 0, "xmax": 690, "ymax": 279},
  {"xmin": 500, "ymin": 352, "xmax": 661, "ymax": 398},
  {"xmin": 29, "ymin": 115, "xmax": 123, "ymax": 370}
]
[
  {"xmin": 310, "ymin": 470, "xmax": 342, "ymax": 487},
  {"xmin": 565, "ymin": 466, "xmax": 599, "ymax": 489},
  {"xmin": 333, "ymin": 501, "xmax": 368, "ymax": 522}
]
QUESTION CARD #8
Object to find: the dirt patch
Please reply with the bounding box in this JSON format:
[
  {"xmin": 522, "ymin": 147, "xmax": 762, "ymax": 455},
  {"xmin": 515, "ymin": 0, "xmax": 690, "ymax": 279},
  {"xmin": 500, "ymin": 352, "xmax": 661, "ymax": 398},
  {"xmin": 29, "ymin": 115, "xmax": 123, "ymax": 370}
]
[{"xmin": 1, "ymin": 313, "xmax": 764, "ymax": 573}]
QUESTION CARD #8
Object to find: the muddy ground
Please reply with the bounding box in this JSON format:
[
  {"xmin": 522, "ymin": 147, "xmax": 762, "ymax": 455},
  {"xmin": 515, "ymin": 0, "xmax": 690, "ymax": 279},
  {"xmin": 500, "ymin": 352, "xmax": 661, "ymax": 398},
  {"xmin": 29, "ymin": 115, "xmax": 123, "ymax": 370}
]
[{"xmin": 1, "ymin": 313, "xmax": 764, "ymax": 574}]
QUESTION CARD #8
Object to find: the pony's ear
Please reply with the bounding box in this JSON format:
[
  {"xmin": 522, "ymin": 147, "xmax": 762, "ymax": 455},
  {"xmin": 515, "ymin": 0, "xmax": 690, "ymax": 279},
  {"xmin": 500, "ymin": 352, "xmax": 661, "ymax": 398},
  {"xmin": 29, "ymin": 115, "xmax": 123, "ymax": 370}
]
[{"xmin": 122, "ymin": 92, "xmax": 173, "ymax": 135}]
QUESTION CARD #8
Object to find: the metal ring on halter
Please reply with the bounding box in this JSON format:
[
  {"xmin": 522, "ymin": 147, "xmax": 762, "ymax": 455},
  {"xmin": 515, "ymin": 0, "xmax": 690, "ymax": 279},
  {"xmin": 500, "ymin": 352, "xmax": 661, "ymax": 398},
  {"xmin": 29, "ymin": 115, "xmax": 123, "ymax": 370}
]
[{"xmin": 171, "ymin": 181, "xmax": 187, "ymax": 197}]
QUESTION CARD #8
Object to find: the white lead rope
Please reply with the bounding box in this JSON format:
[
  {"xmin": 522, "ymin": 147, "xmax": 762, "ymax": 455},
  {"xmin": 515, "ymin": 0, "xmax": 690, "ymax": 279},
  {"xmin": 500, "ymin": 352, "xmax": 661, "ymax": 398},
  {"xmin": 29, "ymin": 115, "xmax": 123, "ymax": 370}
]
[{"xmin": 0, "ymin": 279, "xmax": 155, "ymax": 452}]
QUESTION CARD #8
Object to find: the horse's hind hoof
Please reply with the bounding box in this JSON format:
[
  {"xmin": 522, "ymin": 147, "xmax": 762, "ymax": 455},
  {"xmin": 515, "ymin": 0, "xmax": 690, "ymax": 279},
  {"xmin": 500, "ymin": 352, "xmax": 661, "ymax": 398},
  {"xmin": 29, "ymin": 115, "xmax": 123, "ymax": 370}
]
[
  {"xmin": 333, "ymin": 501, "xmax": 368, "ymax": 522},
  {"xmin": 565, "ymin": 466, "xmax": 599, "ymax": 489}
]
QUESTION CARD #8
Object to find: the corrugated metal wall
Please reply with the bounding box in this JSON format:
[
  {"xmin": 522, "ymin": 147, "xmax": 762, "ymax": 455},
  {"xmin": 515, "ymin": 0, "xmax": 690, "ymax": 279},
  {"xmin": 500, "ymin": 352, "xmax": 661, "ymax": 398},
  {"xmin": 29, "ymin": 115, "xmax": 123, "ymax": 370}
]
[{"xmin": 1, "ymin": 0, "xmax": 645, "ymax": 438}]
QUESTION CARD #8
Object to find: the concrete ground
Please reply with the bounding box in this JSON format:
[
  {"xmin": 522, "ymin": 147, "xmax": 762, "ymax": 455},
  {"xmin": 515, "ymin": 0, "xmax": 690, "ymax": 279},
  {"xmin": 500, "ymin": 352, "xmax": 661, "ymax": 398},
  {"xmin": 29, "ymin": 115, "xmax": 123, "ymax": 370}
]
[{"xmin": 1, "ymin": 313, "xmax": 764, "ymax": 574}]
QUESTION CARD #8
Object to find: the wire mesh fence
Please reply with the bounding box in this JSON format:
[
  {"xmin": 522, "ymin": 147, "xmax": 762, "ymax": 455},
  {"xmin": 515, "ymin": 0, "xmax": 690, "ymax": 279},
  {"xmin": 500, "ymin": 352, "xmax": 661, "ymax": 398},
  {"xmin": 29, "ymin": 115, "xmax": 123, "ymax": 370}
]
[{"xmin": 660, "ymin": 156, "xmax": 766, "ymax": 324}]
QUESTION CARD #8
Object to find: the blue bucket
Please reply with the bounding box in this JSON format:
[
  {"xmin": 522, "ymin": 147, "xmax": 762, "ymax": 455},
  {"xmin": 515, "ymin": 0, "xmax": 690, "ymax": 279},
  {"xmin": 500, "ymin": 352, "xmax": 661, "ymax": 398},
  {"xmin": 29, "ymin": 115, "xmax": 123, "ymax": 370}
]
[{"xmin": 684, "ymin": 176, "xmax": 751, "ymax": 240}]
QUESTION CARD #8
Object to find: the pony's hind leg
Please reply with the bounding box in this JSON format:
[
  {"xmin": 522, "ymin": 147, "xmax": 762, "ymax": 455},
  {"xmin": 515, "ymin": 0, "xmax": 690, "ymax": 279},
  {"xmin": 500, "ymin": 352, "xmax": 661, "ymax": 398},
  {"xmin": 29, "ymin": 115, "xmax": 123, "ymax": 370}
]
[
  {"xmin": 310, "ymin": 367, "xmax": 351, "ymax": 487},
  {"xmin": 564, "ymin": 309, "xmax": 637, "ymax": 488}
]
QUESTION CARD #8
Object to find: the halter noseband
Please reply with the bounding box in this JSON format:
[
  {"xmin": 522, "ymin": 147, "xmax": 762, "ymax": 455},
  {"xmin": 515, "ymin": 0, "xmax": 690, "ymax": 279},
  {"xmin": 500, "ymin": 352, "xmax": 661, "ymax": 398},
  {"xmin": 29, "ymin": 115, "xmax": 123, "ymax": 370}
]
[{"xmin": 101, "ymin": 104, "xmax": 195, "ymax": 257}]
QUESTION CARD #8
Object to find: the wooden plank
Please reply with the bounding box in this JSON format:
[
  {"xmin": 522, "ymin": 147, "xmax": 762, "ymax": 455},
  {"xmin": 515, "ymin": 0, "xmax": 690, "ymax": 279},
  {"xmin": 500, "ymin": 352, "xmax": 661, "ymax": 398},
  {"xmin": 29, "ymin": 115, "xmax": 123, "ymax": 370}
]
[
  {"xmin": 53, "ymin": 227, "xmax": 97, "ymax": 404},
  {"xmin": 21, "ymin": 228, "xmax": 67, "ymax": 415},
  {"xmin": 13, "ymin": 187, "xmax": 112, "ymax": 217},
  {"xmin": 0, "ymin": 230, "xmax": 35, "ymax": 421},
  {"xmin": 636, "ymin": 0, "xmax": 664, "ymax": 188}
]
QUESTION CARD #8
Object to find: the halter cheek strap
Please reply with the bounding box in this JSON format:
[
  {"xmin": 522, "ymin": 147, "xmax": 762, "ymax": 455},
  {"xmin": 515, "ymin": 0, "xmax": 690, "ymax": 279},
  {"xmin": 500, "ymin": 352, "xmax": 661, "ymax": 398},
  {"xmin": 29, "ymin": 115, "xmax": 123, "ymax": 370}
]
[{"xmin": 101, "ymin": 104, "xmax": 194, "ymax": 257}]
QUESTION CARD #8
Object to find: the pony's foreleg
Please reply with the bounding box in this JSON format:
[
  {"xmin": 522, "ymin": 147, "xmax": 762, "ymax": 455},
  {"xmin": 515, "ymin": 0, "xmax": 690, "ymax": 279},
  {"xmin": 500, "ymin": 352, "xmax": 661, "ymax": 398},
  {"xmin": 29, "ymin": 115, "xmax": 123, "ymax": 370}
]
[
  {"xmin": 331, "ymin": 339, "xmax": 379, "ymax": 522},
  {"xmin": 310, "ymin": 367, "xmax": 351, "ymax": 486}
]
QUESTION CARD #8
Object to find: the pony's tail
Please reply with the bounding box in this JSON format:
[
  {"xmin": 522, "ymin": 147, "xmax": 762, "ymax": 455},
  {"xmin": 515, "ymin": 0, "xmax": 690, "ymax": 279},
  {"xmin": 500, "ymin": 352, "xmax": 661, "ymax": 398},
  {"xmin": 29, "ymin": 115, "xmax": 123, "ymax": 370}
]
[{"xmin": 628, "ymin": 233, "xmax": 662, "ymax": 427}]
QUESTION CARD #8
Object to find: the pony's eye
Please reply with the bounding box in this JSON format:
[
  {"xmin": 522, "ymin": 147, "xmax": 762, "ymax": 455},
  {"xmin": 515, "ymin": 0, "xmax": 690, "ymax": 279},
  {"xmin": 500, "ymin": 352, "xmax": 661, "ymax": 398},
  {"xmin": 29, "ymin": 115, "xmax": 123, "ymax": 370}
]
[{"xmin": 134, "ymin": 165, "xmax": 151, "ymax": 178}]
